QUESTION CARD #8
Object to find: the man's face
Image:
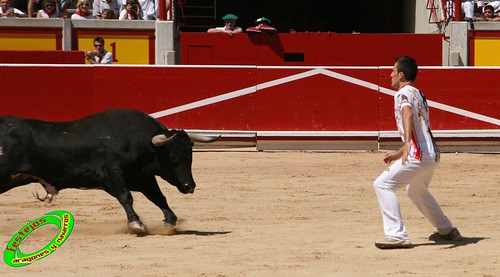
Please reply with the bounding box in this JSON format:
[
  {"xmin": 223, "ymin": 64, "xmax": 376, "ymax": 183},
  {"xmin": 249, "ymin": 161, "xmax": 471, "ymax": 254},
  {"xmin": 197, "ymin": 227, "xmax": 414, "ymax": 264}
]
[
  {"xmin": 94, "ymin": 41, "xmax": 104, "ymax": 53},
  {"xmin": 390, "ymin": 63, "xmax": 401, "ymax": 89},
  {"xmin": 1, "ymin": 0, "xmax": 10, "ymax": 9},
  {"xmin": 224, "ymin": 20, "xmax": 235, "ymax": 28},
  {"xmin": 485, "ymin": 9, "xmax": 495, "ymax": 18}
]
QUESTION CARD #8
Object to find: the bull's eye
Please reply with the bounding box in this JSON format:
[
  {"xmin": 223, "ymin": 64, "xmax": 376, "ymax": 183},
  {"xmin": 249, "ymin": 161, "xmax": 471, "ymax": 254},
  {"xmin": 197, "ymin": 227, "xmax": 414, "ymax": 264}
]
[{"xmin": 169, "ymin": 153, "xmax": 179, "ymax": 166}]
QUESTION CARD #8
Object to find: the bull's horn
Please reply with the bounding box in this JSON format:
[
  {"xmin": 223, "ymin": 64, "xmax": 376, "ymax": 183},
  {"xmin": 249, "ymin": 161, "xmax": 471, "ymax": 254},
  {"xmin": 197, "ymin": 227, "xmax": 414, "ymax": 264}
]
[
  {"xmin": 152, "ymin": 134, "xmax": 177, "ymax": 146},
  {"xmin": 187, "ymin": 133, "xmax": 221, "ymax": 143}
]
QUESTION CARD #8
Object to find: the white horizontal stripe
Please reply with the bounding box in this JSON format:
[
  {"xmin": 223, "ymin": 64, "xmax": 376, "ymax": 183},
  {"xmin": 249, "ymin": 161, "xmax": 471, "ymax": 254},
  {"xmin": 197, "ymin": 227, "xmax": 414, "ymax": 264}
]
[{"xmin": 150, "ymin": 68, "xmax": 500, "ymax": 126}]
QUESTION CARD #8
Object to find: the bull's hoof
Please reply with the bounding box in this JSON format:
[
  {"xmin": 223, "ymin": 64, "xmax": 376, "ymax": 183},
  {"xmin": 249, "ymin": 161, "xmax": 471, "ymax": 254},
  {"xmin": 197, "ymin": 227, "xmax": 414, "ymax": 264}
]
[
  {"xmin": 128, "ymin": 220, "xmax": 148, "ymax": 236},
  {"xmin": 162, "ymin": 223, "xmax": 177, "ymax": 236}
]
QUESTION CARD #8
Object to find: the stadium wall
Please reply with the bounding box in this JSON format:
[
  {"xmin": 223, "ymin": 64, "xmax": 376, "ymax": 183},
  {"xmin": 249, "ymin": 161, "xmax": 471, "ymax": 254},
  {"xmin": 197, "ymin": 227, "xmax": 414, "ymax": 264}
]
[{"xmin": 0, "ymin": 64, "xmax": 498, "ymax": 152}]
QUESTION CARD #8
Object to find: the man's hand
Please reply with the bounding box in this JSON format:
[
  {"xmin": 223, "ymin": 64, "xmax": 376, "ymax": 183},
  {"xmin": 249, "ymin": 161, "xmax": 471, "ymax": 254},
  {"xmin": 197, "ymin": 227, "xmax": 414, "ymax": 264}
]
[
  {"xmin": 401, "ymin": 142, "xmax": 411, "ymax": 165},
  {"xmin": 383, "ymin": 148, "xmax": 403, "ymax": 165}
]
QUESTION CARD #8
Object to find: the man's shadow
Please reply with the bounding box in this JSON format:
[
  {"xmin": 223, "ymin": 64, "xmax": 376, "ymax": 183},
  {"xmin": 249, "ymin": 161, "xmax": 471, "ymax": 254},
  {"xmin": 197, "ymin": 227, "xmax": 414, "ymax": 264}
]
[
  {"xmin": 247, "ymin": 33, "xmax": 285, "ymax": 62},
  {"xmin": 413, "ymin": 236, "xmax": 487, "ymax": 249}
]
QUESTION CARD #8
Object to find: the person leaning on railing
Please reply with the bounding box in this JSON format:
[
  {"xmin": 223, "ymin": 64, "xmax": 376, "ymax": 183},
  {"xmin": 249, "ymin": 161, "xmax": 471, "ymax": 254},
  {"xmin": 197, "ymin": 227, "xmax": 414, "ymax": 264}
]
[
  {"xmin": 35, "ymin": 0, "xmax": 59, "ymax": 18},
  {"xmin": 119, "ymin": 0, "xmax": 141, "ymax": 20},
  {"xmin": 0, "ymin": 0, "xmax": 28, "ymax": 17},
  {"xmin": 475, "ymin": 4, "xmax": 500, "ymax": 21},
  {"xmin": 207, "ymin": 13, "xmax": 243, "ymax": 37},
  {"xmin": 246, "ymin": 17, "xmax": 277, "ymax": 34},
  {"xmin": 85, "ymin": 37, "xmax": 113, "ymax": 64},
  {"xmin": 71, "ymin": 0, "xmax": 94, "ymax": 19}
]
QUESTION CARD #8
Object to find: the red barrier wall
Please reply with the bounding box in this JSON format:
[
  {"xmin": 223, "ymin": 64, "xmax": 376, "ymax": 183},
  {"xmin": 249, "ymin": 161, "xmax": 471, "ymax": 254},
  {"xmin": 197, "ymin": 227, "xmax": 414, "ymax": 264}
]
[
  {"xmin": 0, "ymin": 65, "xmax": 498, "ymax": 150},
  {"xmin": 181, "ymin": 33, "xmax": 444, "ymax": 66}
]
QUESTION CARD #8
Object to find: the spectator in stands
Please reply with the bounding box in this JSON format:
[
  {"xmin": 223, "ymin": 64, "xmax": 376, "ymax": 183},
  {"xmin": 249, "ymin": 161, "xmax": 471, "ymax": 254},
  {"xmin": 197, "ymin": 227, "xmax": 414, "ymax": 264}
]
[
  {"xmin": 35, "ymin": 0, "xmax": 58, "ymax": 18},
  {"xmin": 27, "ymin": 0, "xmax": 42, "ymax": 17},
  {"xmin": 484, "ymin": 1, "xmax": 500, "ymax": 13},
  {"xmin": 71, "ymin": 0, "xmax": 94, "ymax": 19},
  {"xmin": 59, "ymin": 0, "xmax": 67, "ymax": 18},
  {"xmin": 101, "ymin": 8, "xmax": 115, "ymax": 19},
  {"xmin": 446, "ymin": 0, "xmax": 480, "ymax": 21},
  {"xmin": 136, "ymin": 0, "xmax": 157, "ymax": 20},
  {"xmin": 246, "ymin": 17, "xmax": 277, "ymax": 34},
  {"xmin": 207, "ymin": 13, "xmax": 243, "ymax": 36},
  {"xmin": 93, "ymin": 0, "xmax": 119, "ymax": 19},
  {"xmin": 85, "ymin": 37, "xmax": 113, "ymax": 64},
  {"xmin": 164, "ymin": 0, "xmax": 171, "ymax": 20},
  {"xmin": 119, "ymin": 0, "xmax": 141, "ymax": 20},
  {"xmin": 0, "ymin": 0, "xmax": 28, "ymax": 17},
  {"xmin": 476, "ymin": 4, "xmax": 500, "ymax": 21}
]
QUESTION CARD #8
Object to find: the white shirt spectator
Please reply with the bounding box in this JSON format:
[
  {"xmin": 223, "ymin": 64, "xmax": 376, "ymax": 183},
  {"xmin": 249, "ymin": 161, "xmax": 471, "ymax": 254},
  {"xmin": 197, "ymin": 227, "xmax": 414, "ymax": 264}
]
[
  {"xmin": 446, "ymin": 0, "xmax": 475, "ymax": 20},
  {"xmin": 94, "ymin": 49, "xmax": 113, "ymax": 64},
  {"xmin": 138, "ymin": 0, "xmax": 158, "ymax": 20},
  {"xmin": 71, "ymin": 13, "xmax": 94, "ymax": 19},
  {"xmin": 37, "ymin": 8, "xmax": 59, "ymax": 18},
  {"xmin": 0, "ymin": 6, "xmax": 26, "ymax": 17}
]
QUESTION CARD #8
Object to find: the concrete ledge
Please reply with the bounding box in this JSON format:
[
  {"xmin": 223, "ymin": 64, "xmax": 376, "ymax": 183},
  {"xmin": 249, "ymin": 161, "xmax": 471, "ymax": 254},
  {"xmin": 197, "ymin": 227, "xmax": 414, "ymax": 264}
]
[
  {"xmin": 188, "ymin": 130, "xmax": 500, "ymax": 152},
  {"xmin": 256, "ymin": 131, "xmax": 379, "ymax": 151}
]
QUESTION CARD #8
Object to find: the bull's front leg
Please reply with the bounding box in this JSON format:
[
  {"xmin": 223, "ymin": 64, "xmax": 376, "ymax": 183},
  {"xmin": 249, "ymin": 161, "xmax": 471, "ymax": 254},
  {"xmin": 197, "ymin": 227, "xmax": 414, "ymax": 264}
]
[{"xmin": 138, "ymin": 177, "xmax": 178, "ymax": 232}]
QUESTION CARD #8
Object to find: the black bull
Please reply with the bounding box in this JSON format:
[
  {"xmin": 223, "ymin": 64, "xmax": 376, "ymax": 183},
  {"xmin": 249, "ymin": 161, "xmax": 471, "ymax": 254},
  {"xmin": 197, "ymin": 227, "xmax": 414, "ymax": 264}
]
[{"xmin": 0, "ymin": 109, "xmax": 218, "ymax": 235}]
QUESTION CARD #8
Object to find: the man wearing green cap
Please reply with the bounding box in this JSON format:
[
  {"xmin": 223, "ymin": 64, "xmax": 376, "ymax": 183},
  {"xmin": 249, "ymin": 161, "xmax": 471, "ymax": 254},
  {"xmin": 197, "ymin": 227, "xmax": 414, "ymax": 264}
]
[
  {"xmin": 207, "ymin": 13, "xmax": 243, "ymax": 36},
  {"xmin": 246, "ymin": 17, "xmax": 277, "ymax": 34}
]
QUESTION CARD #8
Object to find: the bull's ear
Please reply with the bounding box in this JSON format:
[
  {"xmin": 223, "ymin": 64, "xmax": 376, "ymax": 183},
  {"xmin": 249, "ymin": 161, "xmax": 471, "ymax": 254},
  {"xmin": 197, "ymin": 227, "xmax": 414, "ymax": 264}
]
[
  {"xmin": 152, "ymin": 133, "xmax": 177, "ymax": 146},
  {"xmin": 187, "ymin": 133, "xmax": 221, "ymax": 143}
]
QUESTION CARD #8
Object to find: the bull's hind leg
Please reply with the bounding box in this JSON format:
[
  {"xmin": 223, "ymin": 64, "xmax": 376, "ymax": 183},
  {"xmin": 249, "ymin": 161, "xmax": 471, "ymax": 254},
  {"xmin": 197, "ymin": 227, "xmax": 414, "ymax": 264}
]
[
  {"xmin": 137, "ymin": 176, "xmax": 178, "ymax": 226},
  {"xmin": 101, "ymin": 165, "xmax": 147, "ymax": 236},
  {"xmin": 0, "ymin": 174, "xmax": 36, "ymax": 194},
  {"xmin": 106, "ymin": 187, "xmax": 147, "ymax": 236}
]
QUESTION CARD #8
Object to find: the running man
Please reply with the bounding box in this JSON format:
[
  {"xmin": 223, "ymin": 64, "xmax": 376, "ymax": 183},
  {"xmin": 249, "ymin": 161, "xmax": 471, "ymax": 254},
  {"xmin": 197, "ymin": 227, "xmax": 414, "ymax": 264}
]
[{"xmin": 373, "ymin": 56, "xmax": 462, "ymax": 249}]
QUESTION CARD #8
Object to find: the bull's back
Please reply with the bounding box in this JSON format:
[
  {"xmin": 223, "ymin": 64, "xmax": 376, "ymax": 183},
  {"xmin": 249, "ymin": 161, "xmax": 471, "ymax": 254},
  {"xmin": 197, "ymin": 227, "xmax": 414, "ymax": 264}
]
[
  {"xmin": 0, "ymin": 109, "xmax": 165, "ymax": 181},
  {"xmin": 4, "ymin": 109, "xmax": 163, "ymax": 148}
]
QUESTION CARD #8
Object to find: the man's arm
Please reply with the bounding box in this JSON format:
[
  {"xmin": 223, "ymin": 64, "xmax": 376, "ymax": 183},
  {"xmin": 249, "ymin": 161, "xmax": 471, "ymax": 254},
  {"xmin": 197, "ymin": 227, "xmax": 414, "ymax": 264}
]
[
  {"xmin": 382, "ymin": 105, "xmax": 413, "ymax": 165},
  {"xmin": 27, "ymin": 0, "xmax": 34, "ymax": 17},
  {"xmin": 100, "ymin": 52, "xmax": 113, "ymax": 64},
  {"xmin": 401, "ymin": 105, "xmax": 413, "ymax": 165}
]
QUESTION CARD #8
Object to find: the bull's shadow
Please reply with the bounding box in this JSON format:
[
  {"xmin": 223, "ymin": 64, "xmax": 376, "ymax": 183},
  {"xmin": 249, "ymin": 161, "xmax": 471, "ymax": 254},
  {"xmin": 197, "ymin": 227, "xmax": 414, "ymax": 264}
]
[
  {"xmin": 176, "ymin": 230, "xmax": 232, "ymax": 236},
  {"xmin": 413, "ymin": 236, "xmax": 486, "ymax": 249}
]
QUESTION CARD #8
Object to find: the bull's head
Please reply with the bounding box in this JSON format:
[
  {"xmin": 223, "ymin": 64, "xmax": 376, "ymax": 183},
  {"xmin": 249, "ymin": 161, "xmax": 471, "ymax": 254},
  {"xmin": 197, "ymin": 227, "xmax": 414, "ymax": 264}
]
[{"xmin": 151, "ymin": 130, "xmax": 219, "ymax": 194}]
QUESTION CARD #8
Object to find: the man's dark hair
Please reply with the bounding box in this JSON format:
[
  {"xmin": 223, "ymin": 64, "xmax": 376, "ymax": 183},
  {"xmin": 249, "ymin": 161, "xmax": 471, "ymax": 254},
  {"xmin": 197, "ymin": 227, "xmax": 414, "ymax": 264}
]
[
  {"xmin": 484, "ymin": 5, "xmax": 495, "ymax": 13},
  {"xmin": 94, "ymin": 37, "xmax": 105, "ymax": 45},
  {"xmin": 395, "ymin": 56, "xmax": 418, "ymax": 82}
]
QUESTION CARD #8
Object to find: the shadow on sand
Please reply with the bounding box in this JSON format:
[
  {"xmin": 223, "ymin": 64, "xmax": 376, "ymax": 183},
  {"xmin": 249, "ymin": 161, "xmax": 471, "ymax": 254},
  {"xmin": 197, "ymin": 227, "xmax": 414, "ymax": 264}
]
[
  {"xmin": 413, "ymin": 236, "xmax": 487, "ymax": 249},
  {"xmin": 176, "ymin": 230, "xmax": 232, "ymax": 236}
]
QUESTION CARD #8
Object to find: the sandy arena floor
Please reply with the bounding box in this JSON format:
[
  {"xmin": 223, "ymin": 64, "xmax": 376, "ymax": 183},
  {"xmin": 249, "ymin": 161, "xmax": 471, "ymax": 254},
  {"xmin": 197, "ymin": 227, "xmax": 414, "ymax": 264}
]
[{"xmin": 1, "ymin": 151, "xmax": 499, "ymax": 276}]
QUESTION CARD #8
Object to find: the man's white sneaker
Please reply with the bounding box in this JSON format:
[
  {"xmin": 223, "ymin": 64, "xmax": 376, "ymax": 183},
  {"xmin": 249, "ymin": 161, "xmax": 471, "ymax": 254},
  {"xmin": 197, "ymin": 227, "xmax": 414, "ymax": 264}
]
[{"xmin": 374, "ymin": 238, "xmax": 412, "ymax": 249}]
